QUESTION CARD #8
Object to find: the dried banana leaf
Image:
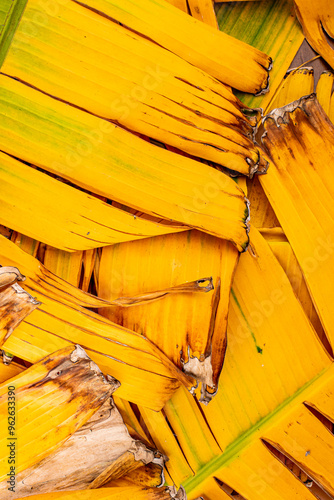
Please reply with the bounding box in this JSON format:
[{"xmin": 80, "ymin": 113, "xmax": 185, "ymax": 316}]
[
  {"xmin": 1, "ymin": 234, "xmax": 214, "ymax": 309},
  {"xmin": 260, "ymin": 95, "xmax": 334, "ymax": 348},
  {"xmin": 262, "ymin": 364, "xmax": 334, "ymax": 497},
  {"xmin": 0, "ymin": 266, "xmax": 26, "ymax": 289},
  {"xmin": 316, "ymin": 71, "xmax": 334, "ymax": 117},
  {"xmin": 132, "ymin": 228, "xmax": 331, "ymax": 497},
  {"xmin": 180, "ymin": 228, "xmax": 330, "ymax": 498},
  {"xmin": 121, "ymin": 463, "xmax": 167, "ymax": 489},
  {"xmin": 98, "ymin": 230, "xmax": 238, "ymax": 400},
  {"xmin": 266, "ymin": 67, "xmax": 314, "ymax": 113},
  {"xmin": 0, "ymin": 235, "xmax": 211, "ymax": 311},
  {"xmin": 110, "ymin": 278, "xmax": 213, "ymax": 307},
  {"xmin": 247, "ymin": 66, "xmax": 314, "ymax": 229},
  {"xmin": 0, "ymin": 345, "xmax": 116, "ymax": 482},
  {"xmin": 0, "ymin": 281, "xmax": 40, "ymax": 345},
  {"xmin": 2, "ymin": 304, "xmax": 193, "ymax": 410},
  {"xmin": 0, "ymin": 397, "xmax": 165, "ymax": 498},
  {"xmin": 1, "ymin": 239, "xmax": 194, "ymax": 411},
  {"xmin": 138, "ymin": 404, "xmax": 193, "ymax": 487},
  {"xmin": 294, "ymin": 0, "xmax": 334, "ymax": 69},
  {"xmin": 15, "ymin": 485, "xmax": 188, "ymax": 500}
]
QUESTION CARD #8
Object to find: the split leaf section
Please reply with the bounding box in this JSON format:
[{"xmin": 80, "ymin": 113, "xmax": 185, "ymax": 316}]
[
  {"xmin": 61, "ymin": 0, "xmax": 271, "ymax": 93},
  {"xmin": 266, "ymin": 67, "xmax": 314, "ymax": 113},
  {"xmin": 181, "ymin": 228, "xmax": 330, "ymax": 498},
  {"xmin": 15, "ymin": 484, "xmax": 188, "ymax": 500},
  {"xmin": 216, "ymin": 0, "xmax": 304, "ymax": 110},
  {"xmin": 316, "ymin": 71, "xmax": 334, "ymax": 121},
  {"xmin": 0, "ymin": 151, "xmax": 186, "ymax": 252},
  {"xmin": 1, "ymin": 0, "xmax": 265, "ymax": 173},
  {"xmin": 98, "ymin": 230, "xmax": 238, "ymax": 400},
  {"xmin": 1, "ymin": 396, "xmax": 166, "ymax": 498},
  {"xmin": 0, "ymin": 75, "xmax": 249, "ymax": 250},
  {"xmin": 132, "ymin": 228, "xmax": 330, "ymax": 497},
  {"xmin": 293, "ymin": 0, "xmax": 334, "ymax": 69},
  {"xmin": 0, "ymin": 345, "xmax": 115, "ymax": 481},
  {"xmin": 0, "ymin": 236, "xmax": 198, "ymax": 410},
  {"xmin": 260, "ymin": 95, "xmax": 334, "ymax": 349}
]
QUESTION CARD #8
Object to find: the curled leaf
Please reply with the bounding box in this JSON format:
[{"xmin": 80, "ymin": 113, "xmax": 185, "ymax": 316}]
[{"xmin": 0, "ymin": 282, "xmax": 40, "ymax": 346}]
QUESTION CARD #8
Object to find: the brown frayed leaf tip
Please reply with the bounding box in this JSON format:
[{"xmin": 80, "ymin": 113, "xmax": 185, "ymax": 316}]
[
  {"xmin": 263, "ymin": 94, "xmax": 316, "ymax": 126},
  {"xmin": 0, "ymin": 282, "xmax": 40, "ymax": 346},
  {"xmin": 0, "ymin": 266, "xmax": 26, "ymax": 289}
]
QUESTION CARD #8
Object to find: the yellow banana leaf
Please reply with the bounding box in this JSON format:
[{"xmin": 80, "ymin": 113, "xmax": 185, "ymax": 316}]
[
  {"xmin": 109, "ymin": 279, "xmax": 214, "ymax": 307},
  {"xmin": 1, "ymin": 397, "xmax": 165, "ymax": 497},
  {"xmin": 0, "ymin": 234, "xmax": 108, "ymax": 309},
  {"xmin": 2, "ymin": 299, "xmax": 193, "ymax": 410},
  {"xmin": 203, "ymin": 223, "xmax": 331, "ymax": 442},
  {"xmin": 0, "ymin": 75, "xmax": 250, "ymax": 249},
  {"xmin": 55, "ymin": 0, "xmax": 271, "ymax": 94},
  {"xmin": 316, "ymin": 70, "xmax": 334, "ymax": 117},
  {"xmin": 111, "ymin": 463, "xmax": 166, "ymax": 488},
  {"xmin": 139, "ymin": 404, "xmax": 194, "ymax": 487},
  {"xmin": 81, "ymin": 249, "xmax": 97, "ymax": 292},
  {"xmin": 0, "ymin": 359, "xmax": 24, "ymax": 384},
  {"xmin": 261, "ymin": 228, "xmax": 327, "ymax": 347},
  {"xmin": 113, "ymin": 396, "xmax": 151, "ymax": 444},
  {"xmin": 266, "ymin": 66, "xmax": 314, "ymax": 113},
  {"xmin": 262, "ymin": 378, "xmax": 334, "ymax": 497},
  {"xmin": 187, "ymin": 0, "xmax": 218, "ymax": 28},
  {"xmin": 264, "ymin": 229, "xmax": 329, "ymax": 350},
  {"xmin": 247, "ymin": 67, "xmax": 314, "ymax": 228},
  {"xmin": 234, "ymin": 176, "xmax": 247, "ymax": 196},
  {"xmin": 43, "ymin": 247, "xmax": 83, "ymax": 286},
  {"xmin": 260, "ymin": 95, "xmax": 334, "ymax": 348},
  {"xmin": 294, "ymin": 0, "xmax": 334, "ymax": 69},
  {"xmin": 246, "ymin": 177, "xmax": 280, "ymax": 229},
  {"xmin": 11, "ymin": 231, "xmax": 39, "ymax": 258},
  {"xmin": 0, "ymin": 239, "xmax": 196, "ymax": 411},
  {"xmin": 164, "ymin": 386, "xmax": 222, "ymax": 471},
  {"xmin": 216, "ymin": 0, "xmax": 304, "ymax": 110},
  {"xmin": 0, "ymin": 151, "xmax": 185, "ymax": 252},
  {"xmin": 98, "ymin": 230, "xmax": 238, "ymax": 400},
  {"xmin": 165, "ymin": 0, "xmax": 188, "ymax": 11},
  {"xmin": 0, "ymin": 235, "xmax": 210, "ymax": 313},
  {"xmin": 135, "ymin": 227, "xmax": 331, "ymax": 497},
  {"xmin": 2, "ymin": 0, "xmax": 265, "ymax": 174},
  {"xmin": 15, "ymin": 484, "xmax": 188, "ymax": 500},
  {"xmin": 0, "ymin": 345, "xmax": 116, "ymax": 482}
]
